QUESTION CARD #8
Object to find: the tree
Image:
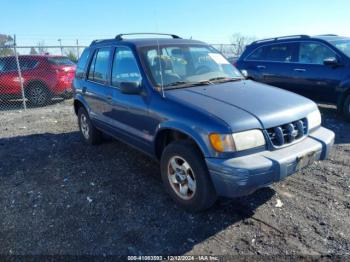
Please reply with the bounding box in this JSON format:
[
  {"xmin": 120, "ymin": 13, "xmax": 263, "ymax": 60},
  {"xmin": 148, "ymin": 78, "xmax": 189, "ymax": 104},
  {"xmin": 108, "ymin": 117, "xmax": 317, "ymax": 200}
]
[
  {"xmin": 64, "ymin": 48, "xmax": 78, "ymax": 62},
  {"xmin": 0, "ymin": 34, "xmax": 14, "ymax": 56},
  {"xmin": 230, "ymin": 33, "xmax": 256, "ymax": 57},
  {"xmin": 37, "ymin": 41, "xmax": 48, "ymax": 54},
  {"xmin": 66, "ymin": 51, "xmax": 78, "ymax": 63},
  {"xmin": 30, "ymin": 47, "xmax": 38, "ymax": 55}
]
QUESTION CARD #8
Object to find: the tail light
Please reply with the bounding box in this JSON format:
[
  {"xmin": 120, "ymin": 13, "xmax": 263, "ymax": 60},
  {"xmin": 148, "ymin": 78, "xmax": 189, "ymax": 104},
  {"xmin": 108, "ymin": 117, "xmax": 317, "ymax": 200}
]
[{"xmin": 55, "ymin": 68, "xmax": 74, "ymax": 82}]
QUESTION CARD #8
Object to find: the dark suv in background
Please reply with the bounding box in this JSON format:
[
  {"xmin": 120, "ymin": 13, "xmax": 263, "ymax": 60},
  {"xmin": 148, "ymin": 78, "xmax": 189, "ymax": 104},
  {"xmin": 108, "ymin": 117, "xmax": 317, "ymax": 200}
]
[{"xmin": 235, "ymin": 35, "xmax": 350, "ymax": 119}]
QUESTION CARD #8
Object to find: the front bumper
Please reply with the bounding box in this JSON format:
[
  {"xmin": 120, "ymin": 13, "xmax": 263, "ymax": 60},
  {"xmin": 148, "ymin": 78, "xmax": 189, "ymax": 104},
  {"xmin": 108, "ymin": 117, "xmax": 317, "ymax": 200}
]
[{"xmin": 205, "ymin": 127, "xmax": 335, "ymax": 198}]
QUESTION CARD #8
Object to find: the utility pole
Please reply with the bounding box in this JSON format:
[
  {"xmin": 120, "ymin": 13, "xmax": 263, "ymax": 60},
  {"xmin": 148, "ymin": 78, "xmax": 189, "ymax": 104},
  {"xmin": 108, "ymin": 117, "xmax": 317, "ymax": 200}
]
[
  {"xmin": 58, "ymin": 38, "xmax": 63, "ymax": 55},
  {"xmin": 76, "ymin": 39, "xmax": 80, "ymax": 59}
]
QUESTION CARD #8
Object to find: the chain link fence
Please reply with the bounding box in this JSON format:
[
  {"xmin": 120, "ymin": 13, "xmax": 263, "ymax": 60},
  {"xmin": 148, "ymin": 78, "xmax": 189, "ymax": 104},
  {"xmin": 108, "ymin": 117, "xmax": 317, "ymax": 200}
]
[
  {"xmin": 0, "ymin": 43, "xmax": 86, "ymax": 111},
  {"xmin": 0, "ymin": 41, "xmax": 237, "ymax": 112},
  {"xmin": 211, "ymin": 44, "xmax": 237, "ymax": 57}
]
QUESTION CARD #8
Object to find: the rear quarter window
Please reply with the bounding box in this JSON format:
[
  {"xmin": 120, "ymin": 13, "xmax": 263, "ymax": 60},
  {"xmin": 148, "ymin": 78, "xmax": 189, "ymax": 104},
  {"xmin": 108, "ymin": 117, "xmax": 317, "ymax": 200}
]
[{"xmin": 76, "ymin": 49, "xmax": 90, "ymax": 79}]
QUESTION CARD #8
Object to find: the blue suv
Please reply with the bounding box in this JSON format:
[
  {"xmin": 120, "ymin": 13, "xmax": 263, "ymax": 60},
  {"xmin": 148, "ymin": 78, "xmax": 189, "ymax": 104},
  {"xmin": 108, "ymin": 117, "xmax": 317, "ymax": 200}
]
[
  {"xmin": 73, "ymin": 33, "xmax": 334, "ymax": 211},
  {"xmin": 236, "ymin": 34, "xmax": 350, "ymax": 119}
]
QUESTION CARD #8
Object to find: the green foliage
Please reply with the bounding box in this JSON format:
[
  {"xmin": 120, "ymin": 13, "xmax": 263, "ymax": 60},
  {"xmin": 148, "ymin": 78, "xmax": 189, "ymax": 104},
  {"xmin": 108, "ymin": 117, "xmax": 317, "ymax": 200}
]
[
  {"xmin": 0, "ymin": 34, "xmax": 14, "ymax": 56},
  {"xmin": 66, "ymin": 50, "xmax": 78, "ymax": 63},
  {"xmin": 30, "ymin": 47, "xmax": 38, "ymax": 55}
]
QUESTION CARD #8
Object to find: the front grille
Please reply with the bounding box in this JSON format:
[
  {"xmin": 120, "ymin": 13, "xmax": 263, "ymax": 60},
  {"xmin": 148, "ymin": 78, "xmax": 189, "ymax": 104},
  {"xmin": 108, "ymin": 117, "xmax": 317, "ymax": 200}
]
[{"xmin": 267, "ymin": 118, "xmax": 308, "ymax": 147}]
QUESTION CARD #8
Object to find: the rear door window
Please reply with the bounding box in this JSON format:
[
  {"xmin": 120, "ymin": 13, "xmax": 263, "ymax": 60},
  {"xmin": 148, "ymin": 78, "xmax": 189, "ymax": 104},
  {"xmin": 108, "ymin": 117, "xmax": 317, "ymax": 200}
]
[
  {"xmin": 264, "ymin": 43, "xmax": 296, "ymax": 62},
  {"xmin": 298, "ymin": 42, "xmax": 335, "ymax": 64},
  {"xmin": 19, "ymin": 58, "xmax": 38, "ymax": 70},
  {"xmin": 88, "ymin": 48, "xmax": 111, "ymax": 84}
]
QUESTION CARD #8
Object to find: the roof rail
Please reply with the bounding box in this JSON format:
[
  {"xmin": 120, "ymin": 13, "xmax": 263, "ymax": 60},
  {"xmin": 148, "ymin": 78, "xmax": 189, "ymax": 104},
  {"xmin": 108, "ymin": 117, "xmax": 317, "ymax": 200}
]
[
  {"xmin": 90, "ymin": 39, "xmax": 112, "ymax": 45},
  {"xmin": 115, "ymin": 33, "xmax": 181, "ymax": 41},
  {"xmin": 252, "ymin": 35, "xmax": 310, "ymax": 44},
  {"xmin": 315, "ymin": 34, "xmax": 338, "ymax": 37}
]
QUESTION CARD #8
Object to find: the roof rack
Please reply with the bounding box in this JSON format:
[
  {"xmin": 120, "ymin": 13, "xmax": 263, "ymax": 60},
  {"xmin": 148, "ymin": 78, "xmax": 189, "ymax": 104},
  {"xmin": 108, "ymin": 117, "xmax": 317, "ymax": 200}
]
[
  {"xmin": 315, "ymin": 34, "xmax": 338, "ymax": 37},
  {"xmin": 90, "ymin": 39, "xmax": 114, "ymax": 45},
  {"xmin": 251, "ymin": 35, "xmax": 310, "ymax": 45},
  {"xmin": 115, "ymin": 33, "xmax": 181, "ymax": 41}
]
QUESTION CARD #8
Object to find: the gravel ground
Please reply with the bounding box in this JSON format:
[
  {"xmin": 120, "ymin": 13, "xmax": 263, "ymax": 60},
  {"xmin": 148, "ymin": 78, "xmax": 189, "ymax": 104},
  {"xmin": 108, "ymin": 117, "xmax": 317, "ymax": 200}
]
[{"xmin": 0, "ymin": 100, "xmax": 349, "ymax": 257}]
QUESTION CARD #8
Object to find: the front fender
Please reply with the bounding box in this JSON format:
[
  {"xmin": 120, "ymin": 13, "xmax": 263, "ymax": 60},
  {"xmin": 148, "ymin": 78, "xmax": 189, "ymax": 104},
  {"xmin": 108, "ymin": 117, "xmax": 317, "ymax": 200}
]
[{"xmin": 155, "ymin": 121, "xmax": 213, "ymax": 157}]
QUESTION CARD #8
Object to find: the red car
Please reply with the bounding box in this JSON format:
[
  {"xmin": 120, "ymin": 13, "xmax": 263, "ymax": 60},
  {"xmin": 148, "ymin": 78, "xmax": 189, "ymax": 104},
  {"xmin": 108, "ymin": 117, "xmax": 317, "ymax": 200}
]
[{"xmin": 0, "ymin": 55, "xmax": 76, "ymax": 106}]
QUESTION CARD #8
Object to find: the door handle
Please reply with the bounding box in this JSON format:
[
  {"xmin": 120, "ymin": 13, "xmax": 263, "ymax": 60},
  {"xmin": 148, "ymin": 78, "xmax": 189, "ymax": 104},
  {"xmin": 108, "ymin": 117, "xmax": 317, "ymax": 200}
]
[
  {"xmin": 294, "ymin": 68, "xmax": 306, "ymax": 72},
  {"xmin": 257, "ymin": 65, "xmax": 266, "ymax": 69},
  {"xmin": 106, "ymin": 95, "xmax": 112, "ymax": 101}
]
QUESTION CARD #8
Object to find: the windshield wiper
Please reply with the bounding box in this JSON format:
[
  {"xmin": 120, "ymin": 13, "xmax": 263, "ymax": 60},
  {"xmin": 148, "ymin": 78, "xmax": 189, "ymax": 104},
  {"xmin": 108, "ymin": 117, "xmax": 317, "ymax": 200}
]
[
  {"xmin": 163, "ymin": 81, "xmax": 189, "ymax": 87},
  {"xmin": 208, "ymin": 77, "xmax": 243, "ymax": 83},
  {"xmin": 192, "ymin": 80, "xmax": 213, "ymax": 85},
  {"xmin": 163, "ymin": 80, "xmax": 213, "ymax": 89}
]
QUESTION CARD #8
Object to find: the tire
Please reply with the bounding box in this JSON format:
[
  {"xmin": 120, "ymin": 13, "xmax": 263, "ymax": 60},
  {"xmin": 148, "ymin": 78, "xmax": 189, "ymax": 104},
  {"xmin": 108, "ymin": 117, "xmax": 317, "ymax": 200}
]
[
  {"xmin": 62, "ymin": 92, "xmax": 73, "ymax": 100},
  {"xmin": 343, "ymin": 95, "xmax": 350, "ymax": 121},
  {"xmin": 78, "ymin": 107, "xmax": 102, "ymax": 145},
  {"xmin": 160, "ymin": 140, "xmax": 217, "ymax": 212},
  {"xmin": 27, "ymin": 83, "xmax": 50, "ymax": 107}
]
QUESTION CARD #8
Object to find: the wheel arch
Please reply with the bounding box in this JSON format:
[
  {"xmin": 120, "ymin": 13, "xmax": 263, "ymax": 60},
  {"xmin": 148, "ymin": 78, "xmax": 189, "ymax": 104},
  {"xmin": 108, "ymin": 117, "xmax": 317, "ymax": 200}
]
[
  {"xmin": 337, "ymin": 83, "xmax": 350, "ymax": 112},
  {"xmin": 73, "ymin": 95, "xmax": 90, "ymax": 115},
  {"xmin": 153, "ymin": 122, "xmax": 210, "ymax": 161},
  {"xmin": 24, "ymin": 79, "xmax": 50, "ymax": 93}
]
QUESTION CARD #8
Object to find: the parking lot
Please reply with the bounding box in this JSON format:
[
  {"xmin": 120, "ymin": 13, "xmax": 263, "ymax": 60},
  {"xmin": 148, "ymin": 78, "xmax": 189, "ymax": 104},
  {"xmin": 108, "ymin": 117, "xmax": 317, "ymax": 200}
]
[{"xmin": 0, "ymin": 100, "xmax": 349, "ymax": 256}]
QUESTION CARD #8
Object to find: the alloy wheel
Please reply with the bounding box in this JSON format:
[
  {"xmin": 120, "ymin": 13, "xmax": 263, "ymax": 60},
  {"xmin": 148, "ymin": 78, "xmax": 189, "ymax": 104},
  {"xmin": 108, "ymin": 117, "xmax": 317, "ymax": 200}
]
[
  {"xmin": 30, "ymin": 86, "xmax": 47, "ymax": 106},
  {"xmin": 80, "ymin": 114, "xmax": 90, "ymax": 139},
  {"xmin": 167, "ymin": 156, "xmax": 196, "ymax": 200}
]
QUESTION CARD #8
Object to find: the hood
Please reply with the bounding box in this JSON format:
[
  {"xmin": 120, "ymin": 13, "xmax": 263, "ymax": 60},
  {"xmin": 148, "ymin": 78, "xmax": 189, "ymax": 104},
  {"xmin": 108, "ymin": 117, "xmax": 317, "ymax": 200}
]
[{"xmin": 166, "ymin": 80, "xmax": 317, "ymax": 130}]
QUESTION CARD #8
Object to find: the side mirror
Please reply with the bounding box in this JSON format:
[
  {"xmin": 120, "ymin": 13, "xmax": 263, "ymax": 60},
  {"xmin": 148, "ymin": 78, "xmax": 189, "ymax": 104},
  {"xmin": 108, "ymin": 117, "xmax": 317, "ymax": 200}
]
[
  {"xmin": 119, "ymin": 81, "xmax": 142, "ymax": 95},
  {"xmin": 240, "ymin": 69, "xmax": 249, "ymax": 79},
  {"xmin": 323, "ymin": 57, "xmax": 340, "ymax": 67}
]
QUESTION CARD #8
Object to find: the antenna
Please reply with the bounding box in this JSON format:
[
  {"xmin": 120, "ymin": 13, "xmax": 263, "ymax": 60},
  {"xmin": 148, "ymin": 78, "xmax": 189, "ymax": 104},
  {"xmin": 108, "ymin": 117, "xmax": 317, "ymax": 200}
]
[{"xmin": 156, "ymin": 39, "xmax": 165, "ymax": 98}]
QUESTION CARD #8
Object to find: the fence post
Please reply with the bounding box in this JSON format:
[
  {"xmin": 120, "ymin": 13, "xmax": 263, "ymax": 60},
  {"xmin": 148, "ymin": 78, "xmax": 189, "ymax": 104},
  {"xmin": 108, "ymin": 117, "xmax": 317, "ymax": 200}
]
[
  {"xmin": 76, "ymin": 39, "xmax": 80, "ymax": 59},
  {"xmin": 13, "ymin": 35, "xmax": 26, "ymax": 111}
]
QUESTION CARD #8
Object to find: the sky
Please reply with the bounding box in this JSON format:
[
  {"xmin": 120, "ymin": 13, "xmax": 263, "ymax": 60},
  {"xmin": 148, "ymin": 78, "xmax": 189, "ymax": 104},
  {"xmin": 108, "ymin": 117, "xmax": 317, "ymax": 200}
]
[{"xmin": 1, "ymin": 0, "xmax": 349, "ymax": 47}]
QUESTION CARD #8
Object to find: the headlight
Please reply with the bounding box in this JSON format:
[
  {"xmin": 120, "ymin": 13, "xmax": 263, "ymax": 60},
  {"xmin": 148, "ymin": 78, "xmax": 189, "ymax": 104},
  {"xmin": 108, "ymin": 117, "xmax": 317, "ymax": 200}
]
[
  {"xmin": 307, "ymin": 110, "xmax": 321, "ymax": 130},
  {"xmin": 209, "ymin": 129, "xmax": 265, "ymax": 152}
]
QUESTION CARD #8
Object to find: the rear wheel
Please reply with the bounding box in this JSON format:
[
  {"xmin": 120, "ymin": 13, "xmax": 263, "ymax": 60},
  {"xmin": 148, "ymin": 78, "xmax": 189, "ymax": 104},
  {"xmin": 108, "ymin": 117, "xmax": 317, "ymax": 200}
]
[
  {"xmin": 160, "ymin": 140, "xmax": 217, "ymax": 212},
  {"xmin": 343, "ymin": 95, "xmax": 350, "ymax": 120},
  {"xmin": 78, "ymin": 107, "xmax": 102, "ymax": 145},
  {"xmin": 27, "ymin": 83, "xmax": 50, "ymax": 106}
]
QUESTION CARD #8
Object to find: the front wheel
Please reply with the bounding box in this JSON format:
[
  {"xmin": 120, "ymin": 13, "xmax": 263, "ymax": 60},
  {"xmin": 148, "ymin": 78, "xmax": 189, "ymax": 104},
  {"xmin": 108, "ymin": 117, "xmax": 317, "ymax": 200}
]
[
  {"xmin": 343, "ymin": 95, "xmax": 350, "ymax": 121},
  {"xmin": 160, "ymin": 140, "xmax": 217, "ymax": 212}
]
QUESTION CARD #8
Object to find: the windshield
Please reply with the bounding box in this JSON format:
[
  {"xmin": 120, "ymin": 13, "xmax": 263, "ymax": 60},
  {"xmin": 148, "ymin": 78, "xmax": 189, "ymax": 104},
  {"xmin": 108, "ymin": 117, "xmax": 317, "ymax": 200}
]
[
  {"xmin": 140, "ymin": 45, "xmax": 243, "ymax": 89},
  {"xmin": 328, "ymin": 39, "xmax": 350, "ymax": 58}
]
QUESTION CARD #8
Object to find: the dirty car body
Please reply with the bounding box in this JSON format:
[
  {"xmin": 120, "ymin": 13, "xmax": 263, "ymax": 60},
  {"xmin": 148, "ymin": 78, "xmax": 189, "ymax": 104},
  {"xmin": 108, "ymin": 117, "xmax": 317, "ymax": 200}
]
[{"xmin": 73, "ymin": 34, "xmax": 334, "ymax": 210}]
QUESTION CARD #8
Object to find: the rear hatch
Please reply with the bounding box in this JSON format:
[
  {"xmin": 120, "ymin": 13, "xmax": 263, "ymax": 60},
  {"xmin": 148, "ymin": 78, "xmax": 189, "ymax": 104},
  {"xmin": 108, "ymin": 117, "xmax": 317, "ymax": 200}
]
[{"xmin": 48, "ymin": 57, "xmax": 76, "ymax": 81}]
